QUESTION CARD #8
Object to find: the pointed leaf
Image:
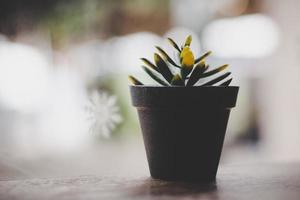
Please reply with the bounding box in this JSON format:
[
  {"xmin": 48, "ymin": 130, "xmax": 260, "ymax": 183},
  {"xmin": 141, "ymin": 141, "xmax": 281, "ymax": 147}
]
[
  {"xmin": 167, "ymin": 37, "xmax": 181, "ymax": 52},
  {"xmin": 140, "ymin": 58, "xmax": 159, "ymax": 72},
  {"xmin": 154, "ymin": 53, "xmax": 174, "ymax": 83},
  {"xmin": 195, "ymin": 51, "xmax": 212, "ymax": 63},
  {"xmin": 128, "ymin": 75, "xmax": 143, "ymax": 85},
  {"xmin": 185, "ymin": 64, "xmax": 209, "ymax": 80},
  {"xmin": 171, "ymin": 74, "xmax": 184, "ymax": 86},
  {"xmin": 199, "ymin": 64, "xmax": 228, "ymax": 78},
  {"xmin": 204, "ymin": 64, "xmax": 209, "ymax": 71},
  {"xmin": 184, "ymin": 35, "xmax": 192, "ymax": 47},
  {"xmin": 220, "ymin": 78, "xmax": 232, "ymax": 86},
  {"xmin": 156, "ymin": 46, "xmax": 181, "ymax": 68},
  {"xmin": 186, "ymin": 61, "xmax": 206, "ymax": 86},
  {"xmin": 181, "ymin": 66, "xmax": 193, "ymax": 80},
  {"xmin": 141, "ymin": 66, "xmax": 169, "ymax": 86},
  {"xmin": 200, "ymin": 72, "xmax": 231, "ymax": 86}
]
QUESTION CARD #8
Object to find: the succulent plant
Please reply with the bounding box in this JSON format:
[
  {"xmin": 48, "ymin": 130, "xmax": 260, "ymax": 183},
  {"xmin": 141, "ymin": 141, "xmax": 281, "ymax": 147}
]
[{"xmin": 129, "ymin": 35, "xmax": 232, "ymax": 86}]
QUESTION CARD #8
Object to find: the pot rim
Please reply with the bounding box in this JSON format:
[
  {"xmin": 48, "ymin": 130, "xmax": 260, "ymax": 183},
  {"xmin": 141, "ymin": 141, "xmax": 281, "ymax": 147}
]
[
  {"xmin": 130, "ymin": 85, "xmax": 239, "ymax": 108},
  {"xmin": 130, "ymin": 85, "xmax": 239, "ymax": 89}
]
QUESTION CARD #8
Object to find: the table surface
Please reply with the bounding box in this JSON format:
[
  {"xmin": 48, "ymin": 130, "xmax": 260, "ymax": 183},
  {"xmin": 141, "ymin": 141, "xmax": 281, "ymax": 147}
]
[{"xmin": 1, "ymin": 162, "xmax": 300, "ymax": 200}]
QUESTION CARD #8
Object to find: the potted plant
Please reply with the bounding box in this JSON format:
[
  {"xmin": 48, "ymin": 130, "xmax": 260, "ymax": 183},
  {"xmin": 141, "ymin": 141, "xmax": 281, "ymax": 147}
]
[{"xmin": 129, "ymin": 35, "xmax": 239, "ymax": 182}]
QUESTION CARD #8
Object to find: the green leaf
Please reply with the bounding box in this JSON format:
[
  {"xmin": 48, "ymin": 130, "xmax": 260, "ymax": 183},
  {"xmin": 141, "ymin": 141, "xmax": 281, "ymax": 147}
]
[
  {"xmin": 181, "ymin": 66, "xmax": 193, "ymax": 80},
  {"xmin": 128, "ymin": 75, "xmax": 143, "ymax": 85},
  {"xmin": 185, "ymin": 64, "xmax": 208, "ymax": 79},
  {"xmin": 167, "ymin": 37, "xmax": 181, "ymax": 52},
  {"xmin": 220, "ymin": 78, "xmax": 232, "ymax": 86},
  {"xmin": 140, "ymin": 58, "xmax": 159, "ymax": 72},
  {"xmin": 184, "ymin": 35, "xmax": 192, "ymax": 47},
  {"xmin": 186, "ymin": 61, "xmax": 206, "ymax": 86},
  {"xmin": 154, "ymin": 53, "xmax": 174, "ymax": 83},
  {"xmin": 141, "ymin": 66, "xmax": 169, "ymax": 86},
  {"xmin": 155, "ymin": 46, "xmax": 181, "ymax": 68},
  {"xmin": 171, "ymin": 74, "xmax": 184, "ymax": 86},
  {"xmin": 195, "ymin": 51, "xmax": 212, "ymax": 63},
  {"xmin": 199, "ymin": 64, "xmax": 228, "ymax": 78},
  {"xmin": 203, "ymin": 64, "xmax": 209, "ymax": 73},
  {"xmin": 200, "ymin": 72, "xmax": 231, "ymax": 86}
]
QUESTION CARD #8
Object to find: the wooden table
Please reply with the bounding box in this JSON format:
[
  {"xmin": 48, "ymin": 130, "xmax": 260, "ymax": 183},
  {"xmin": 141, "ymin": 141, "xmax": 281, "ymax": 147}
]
[{"xmin": 1, "ymin": 162, "xmax": 300, "ymax": 200}]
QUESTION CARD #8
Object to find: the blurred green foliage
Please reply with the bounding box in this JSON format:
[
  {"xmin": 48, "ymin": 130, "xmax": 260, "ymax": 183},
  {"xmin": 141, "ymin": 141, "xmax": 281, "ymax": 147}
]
[{"xmin": 40, "ymin": 0, "xmax": 170, "ymax": 48}]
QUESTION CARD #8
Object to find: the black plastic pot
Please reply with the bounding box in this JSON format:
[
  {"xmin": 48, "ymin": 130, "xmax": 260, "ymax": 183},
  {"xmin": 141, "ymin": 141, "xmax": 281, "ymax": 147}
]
[{"xmin": 130, "ymin": 86, "xmax": 239, "ymax": 182}]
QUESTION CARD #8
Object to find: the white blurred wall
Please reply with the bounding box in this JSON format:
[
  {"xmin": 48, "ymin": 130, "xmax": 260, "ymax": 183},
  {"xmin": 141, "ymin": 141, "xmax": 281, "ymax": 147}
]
[{"xmin": 259, "ymin": 0, "xmax": 300, "ymax": 161}]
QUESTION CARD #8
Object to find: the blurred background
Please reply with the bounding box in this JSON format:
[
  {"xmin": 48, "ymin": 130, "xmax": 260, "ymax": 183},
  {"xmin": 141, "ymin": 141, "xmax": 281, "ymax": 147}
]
[{"xmin": 0, "ymin": 0, "xmax": 299, "ymax": 179}]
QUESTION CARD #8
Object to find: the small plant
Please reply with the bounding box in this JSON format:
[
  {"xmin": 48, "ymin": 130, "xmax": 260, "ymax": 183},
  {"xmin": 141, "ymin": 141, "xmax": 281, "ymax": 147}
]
[
  {"xmin": 129, "ymin": 35, "xmax": 239, "ymax": 181},
  {"xmin": 129, "ymin": 35, "xmax": 232, "ymax": 86}
]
